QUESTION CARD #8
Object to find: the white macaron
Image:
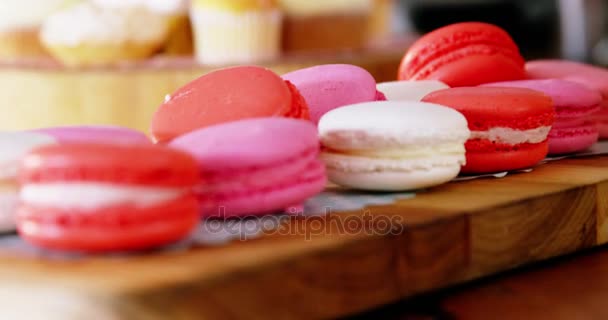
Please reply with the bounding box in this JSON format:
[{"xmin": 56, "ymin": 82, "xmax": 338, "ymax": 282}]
[
  {"xmin": 318, "ymin": 101, "xmax": 470, "ymax": 191},
  {"xmin": 377, "ymin": 80, "xmax": 449, "ymax": 101}
]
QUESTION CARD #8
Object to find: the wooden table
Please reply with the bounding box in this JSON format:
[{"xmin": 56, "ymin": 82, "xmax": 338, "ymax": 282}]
[
  {"xmin": 361, "ymin": 246, "xmax": 608, "ymax": 319},
  {"xmin": 0, "ymin": 155, "xmax": 606, "ymax": 319}
]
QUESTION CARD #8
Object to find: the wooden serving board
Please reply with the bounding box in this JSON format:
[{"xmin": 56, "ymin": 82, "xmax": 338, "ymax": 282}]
[{"xmin": 0, "ymin": 155, "xmax": 606, "ymax": 319}]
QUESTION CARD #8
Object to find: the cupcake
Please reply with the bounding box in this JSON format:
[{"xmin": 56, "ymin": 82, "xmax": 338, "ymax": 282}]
[
  {"xmin": 40, "ymin": 2, "xmax": 171, "ymax": 67},
  {"xmin": 191, "ymin": 0, "xmax": 283, "ymax": 65},
  {"xmin": 0, "ymin": 0, "xmax": 71, "ymax": 61},
  {"xmin": 279, "ymin": 0, "xmax": 373, "ymax": 52},
  {"xmin": 90, "ymin": 0, "xmax": 193, "ymax": 55}
]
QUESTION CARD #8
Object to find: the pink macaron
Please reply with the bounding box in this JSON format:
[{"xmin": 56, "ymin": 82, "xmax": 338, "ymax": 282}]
[
  {"xmin": 170, "ymin": 118, "xmax": 326, "ymax": 218},
  {"xmin": 483, "ymin": 79, "xmax": 601, "ymax": 155},
  {"xmin": 283, "ymin": 64, "xmax": 386, "ymax": 124},
  {"xmin": 527, "ymin": 60, "xmax": 608, "ymax": 139},
  {"xmin": 32, "ymin": 126, "xmax": 151, "ymax": 145}
]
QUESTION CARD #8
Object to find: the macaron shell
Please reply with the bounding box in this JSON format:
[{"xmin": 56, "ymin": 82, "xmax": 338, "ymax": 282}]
[
  {"xmin": 463, "ymin": 141, "xmax": 549, "ymax": 174},
  {"xmin": 170, "ymin": 118, "xmax": 325, "ymax": 217},
  {"xmin": 318, "ymin": 101, "xmax": 470, "ymax": 151},
  {"xmin": 21, "ymin": 144, "xmax": 199, "ymax": 187},
  {"xmin": 417, "ymin": 51, "xmax": 527, "ymax": 87},
  {"xmin": 399, "ymin": 22, "xmax": 525, "ymax": 86},
  {"xmin": 283, "ymin": 64, "xmax": 381, "ymax": 124},
  {"xmin": 526, "ymin": 60, "xmax": 608, "ymax": 93},
  {"xmin": 422, "ymin": 87, "xmax": 555, "ymax": 131},
  {"xmin": 32, "ymin": 126, "xmax": 151, "ymax": 145},
  {"xmin": 482, "ymin": 79, "xmax": 602, "ymax": 114},
  {"xmin": 548, "ymin": 122, "xmax": 599, "ymax": 155},
  {"xmin": 284, "ymin": 81, "xmax": 311, "ymax": 120},
  {"xmin": 151, "ymin": 66, "xmax": 308, "ymax": 143},
  {"xmin": 526, "ymin": 60, "xmax": 608, "ymax": 139},
  {"xmin": 200, "ymin": 160, "xmax": 326, "ymax": 217},
  {"xmin": 170, "ymin": 118, "xmax": 319, "ymax": 172},
  {"xmin": 325, "ymin": 164, "xmax": 461, "ymax": 192},
  {"xmin": 17, "ymin": 195, "xmax": 199, "ymax": 252}
]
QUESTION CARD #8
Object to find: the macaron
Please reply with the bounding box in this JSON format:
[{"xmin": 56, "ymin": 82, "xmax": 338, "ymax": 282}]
[
  {"xmin": 527, "ymin": 59, "xmax": 608, "ymax": 139},
  {"xmin": 423, "ymin": 87, "xmax": 555, "ymax": 174},
  {"xmin": 377, "ymin": 80, "xmax": 449, "ymax": 101},
  {"xmin": 283, "ymin": 64, "xmax": 386, "ymax": 124},
  {"xmin": 32, "ymin": 125, "xmax": 151, "ymax": 145},
  {"xmin": 0, "ymin": 132, "xmax": 56, "ymax": 233},
  {"xmin": 318, "ymin": 102, "xmax": 470, "ymax": 191},
  {"xmin": 483, "ymin": 79, "xmax": 601, "ymax": 155},
  {"xmin": 151, "ymin": 65, "xmax": 310, "ymax": 143},
  {"xmin": 170, "ymin": 118, "xmax": 326, "ymax": 218},
  {"xmin": 17, "ymin": 144, "xmax": 200, "ymax": 252},
  {"xmin": 399, "ymin": 22, "xmax": 526, "ymax": 87}
]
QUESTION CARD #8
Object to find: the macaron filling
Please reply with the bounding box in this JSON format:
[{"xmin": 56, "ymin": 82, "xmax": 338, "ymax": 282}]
[
  {"xmin": 323, "ymin": 143, "xmax": 465, "ymax": 159},
  {"xmin": 469, "ymin": 126, "xmax": 551, "ymax": 145},
  {"xmin": 20, "ymin": 183, "xmax": 187, "ymax": 210},
  {"xmin": 321, "ymin": 152, "xmax": 466, "ymax": 173}
]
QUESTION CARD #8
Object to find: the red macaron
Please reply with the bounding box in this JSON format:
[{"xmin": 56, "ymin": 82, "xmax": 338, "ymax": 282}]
[
  {"xmin": 17, "ymin": 144, "xmax": 200, "ymax": 252},
  {"xmin": 151, "ymin": 66, "xmax": 310, "ymax": 143},
  {"xmin": 399, "ymin": 22, "xmax": 526, "ymax": 87},
  {"xmin": 423, "ymin": 87, "xmax": 555, "ymax": 173}
]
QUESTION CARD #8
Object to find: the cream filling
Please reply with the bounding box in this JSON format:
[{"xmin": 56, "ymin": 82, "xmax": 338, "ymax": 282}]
[
  {"xmin": 41, "ymin": 3, "xmax": 170, "ymax": 46},
  {"xmin": 321, "ymin": 152, "xmax": 466, "ymax": 173},
  {"xmin": 327, "ymin": 143, "xmax": 466, "ymax": 159},
  {"xmin": 321, "ymin": 143, "xmax": 466, "ymax": 173},
  {"xmin": 470, "ymin": 126, "xmax": 551, "ymax": 145},
  {"xmin": 20, "ymin": 183, "xmax": 185, "ymax": 210}
]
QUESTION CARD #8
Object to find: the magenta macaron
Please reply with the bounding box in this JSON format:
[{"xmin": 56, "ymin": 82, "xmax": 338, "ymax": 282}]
[
  {"xmin": 170, "ymin": 118, "xmax": 326, "ymax": 218},
  {"xmin": 32, "ymin": 126, "xmax": 151, "ymax": 145},
  {"xmin": 283, "ymin": 64, "xmax": 386, "ymax": 124},
  {"xmin": 527, "ymin": 60, "xmax": 608, "ymax": 139},
  {"xmin": 483, "ymin": 79, "xmax": 601, "ymax": 155}
]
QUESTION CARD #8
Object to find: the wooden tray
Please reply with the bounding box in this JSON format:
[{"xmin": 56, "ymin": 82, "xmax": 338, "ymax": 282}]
[
  {"xmin": 0, "ymin": 155, "xmax": 606, "ymax": 319},
  {"xmin": 0, "ymin": 45, "xmax": 406, "ymax": 133}
]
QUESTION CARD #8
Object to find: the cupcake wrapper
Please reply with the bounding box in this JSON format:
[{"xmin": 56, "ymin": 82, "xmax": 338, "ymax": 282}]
[{"xmin": 191, "ymin": 8, "xmax": 282, "ymax": 65}]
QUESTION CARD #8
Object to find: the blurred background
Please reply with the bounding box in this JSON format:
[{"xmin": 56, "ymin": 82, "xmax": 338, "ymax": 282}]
[
  {"xmin": 1, "ymin": 0, "xmax": 607, "ymax": 131},
  {"xmin": 2, "ymin": 0, "xmax": 607, "ymax": 64},
  {"xmin": 392, "ymin": 0, "xmax": 608, "ymax": 64}
]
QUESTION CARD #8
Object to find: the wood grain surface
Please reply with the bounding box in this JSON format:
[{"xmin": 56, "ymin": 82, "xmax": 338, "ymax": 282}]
[
  {"xmin": 440, "ymin": 247, "xmax": 608, "ymax": 320},
  {"xmin": 0, "ymin": 156, "xmax": 606, "ymax": 319}
]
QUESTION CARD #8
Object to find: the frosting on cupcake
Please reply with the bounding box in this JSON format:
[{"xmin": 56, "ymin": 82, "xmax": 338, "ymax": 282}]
[
  {"xmin": 41, "ymin": 3, "xmax": 170, "ymax": 46},
  {"xmin": 278, "ymin": 0, "xmax": 372, "ymax": 16},
  {"xmin": 0, "ymin": 0, "xmax": 72, "ymax": 31},
  {"xmin": 91, "ymin": 0, "xmax": 189, "ymax": 15}
]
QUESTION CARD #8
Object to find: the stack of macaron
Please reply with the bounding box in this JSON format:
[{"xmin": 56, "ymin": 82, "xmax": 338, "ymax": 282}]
[{"xmin": 4, "ymin": 21, "xmax": 608, "ymax": 254}]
